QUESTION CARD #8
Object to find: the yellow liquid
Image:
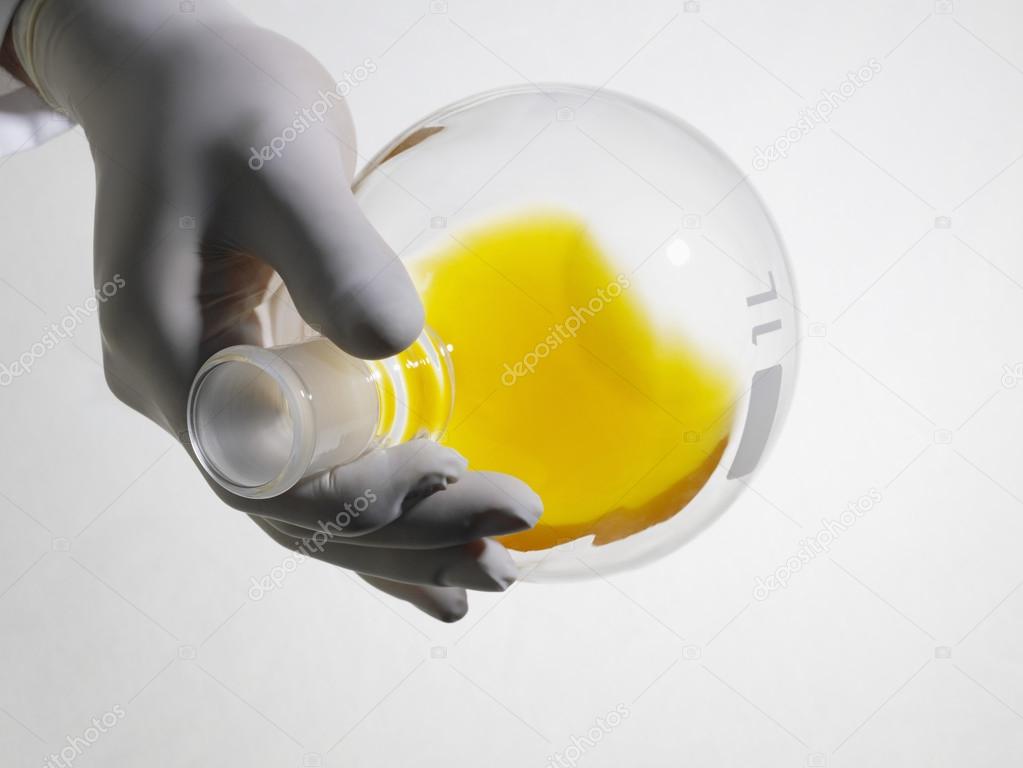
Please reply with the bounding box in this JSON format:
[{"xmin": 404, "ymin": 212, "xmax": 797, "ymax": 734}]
[{"xmin": 412, "ymin": 213, "xmax": 735, "ymax": 552}]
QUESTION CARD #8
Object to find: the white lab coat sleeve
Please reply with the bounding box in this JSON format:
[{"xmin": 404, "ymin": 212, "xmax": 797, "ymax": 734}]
[{"xmin": 0, "ymin": 0, "xmax": 73, "ymax": 158}]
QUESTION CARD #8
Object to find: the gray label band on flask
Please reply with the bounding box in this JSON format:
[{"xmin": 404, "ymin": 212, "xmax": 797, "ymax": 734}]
[{"xmin": 727, "ymin": 364, "xmax": 782, "ymax": 479}]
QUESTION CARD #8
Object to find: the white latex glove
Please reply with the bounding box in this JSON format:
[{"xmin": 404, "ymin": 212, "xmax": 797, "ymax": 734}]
[{"xmin": 4, "ymin": 0, "xmax": 541, "ymax": 621}]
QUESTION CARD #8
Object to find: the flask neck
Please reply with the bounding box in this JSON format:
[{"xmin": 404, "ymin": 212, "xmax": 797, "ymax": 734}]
[
  {"xmin": 367, "ymin": 326, "xmax": 454, "ymax": 449},
  {"xmin": 187, "ymin": 330, "xmax": 454, "ymax": 500}
]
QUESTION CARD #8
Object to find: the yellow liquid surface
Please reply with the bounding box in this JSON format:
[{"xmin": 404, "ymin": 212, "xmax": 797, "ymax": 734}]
[{"xmin": 412, "ymin": 213, "xmax": 735, "ymax": 552}]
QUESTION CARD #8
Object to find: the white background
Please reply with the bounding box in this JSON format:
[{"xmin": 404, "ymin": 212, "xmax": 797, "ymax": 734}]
[{"xmin": 2, "ymin": 1, "xmax": 1023, "ymax": 766}]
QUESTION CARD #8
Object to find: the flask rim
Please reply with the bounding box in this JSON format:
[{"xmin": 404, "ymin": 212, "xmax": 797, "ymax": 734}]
[{"xmin": 187, "ymin": 345, "xmax": 317, "ymax": 499}]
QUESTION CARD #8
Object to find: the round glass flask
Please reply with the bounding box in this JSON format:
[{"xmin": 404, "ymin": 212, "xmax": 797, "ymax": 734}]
[{"xmin": 189, "ymin": 84, "xmax": 799, "ymax": 582}]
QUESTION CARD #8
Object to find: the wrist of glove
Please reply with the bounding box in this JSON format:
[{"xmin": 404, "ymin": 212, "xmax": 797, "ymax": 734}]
[{"xmin": 13, "ymin": 0, "xmax": 245, "ymax": 119}]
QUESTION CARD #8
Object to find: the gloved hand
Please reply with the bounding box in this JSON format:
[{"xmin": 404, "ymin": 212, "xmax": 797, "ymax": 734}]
[{"xmin": 6, "ymin": 0, "xmax": 541, "ymax": 621}]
